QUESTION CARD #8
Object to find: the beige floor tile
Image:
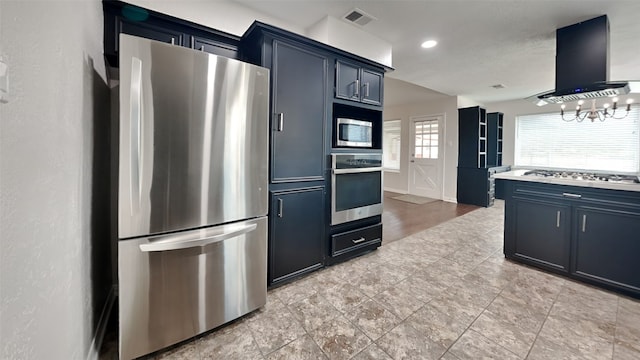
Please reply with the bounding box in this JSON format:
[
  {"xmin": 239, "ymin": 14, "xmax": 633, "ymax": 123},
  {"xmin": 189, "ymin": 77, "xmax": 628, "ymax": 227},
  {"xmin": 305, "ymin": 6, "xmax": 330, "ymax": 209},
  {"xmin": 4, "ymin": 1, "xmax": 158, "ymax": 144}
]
[
  {"xmin": 613, "ymin": 340, "xmax": 640, "ymax": 360},
  {"xmin": 153, "ymin": 342, "xmax": 201, "ymax": 360},
  {"xmin": 535, "ymin": 315, "xmax": 614, "ymax": 360},
  {"xmin": 245, "ymin": 305, "xmax": 306, "ymax": 355},
  {"xmin": 373, "ymin": 285, "xmax": 425, "ymax": 320},
  {"xmin": 376, "ymin": 322, "xmax": 446, "ymax": 360},
  {"xmin": 351, "ymin": 344, "xmax": 392, "ymax": 360},
  {"xmin": 310, "ymin": 316, "xmax": 371, "ymax": 360},
  {"xmin": 345, "ymin": 299, "xmax": 401, "ymax": 341},
  {"xmin": 265, "ymin": 334, "xmax": 327, "ymax": 360},
  {"xmin": 198, "ymin": 322, "xmax": 262, "ymax": 360},
  {"xmin": 406, "ymin": 304, "xmax": 471, "ymax": 349},
  {"xmin": 448, "ymin": 329, "xmax": 520, "ymax": 360},
  {"xmin": 318, "ymin": 283, "xmax": 369, "ymax": 315},
  {"xmin": 289, "ymin": 293, "xmax": 342, "ymax": 332}
]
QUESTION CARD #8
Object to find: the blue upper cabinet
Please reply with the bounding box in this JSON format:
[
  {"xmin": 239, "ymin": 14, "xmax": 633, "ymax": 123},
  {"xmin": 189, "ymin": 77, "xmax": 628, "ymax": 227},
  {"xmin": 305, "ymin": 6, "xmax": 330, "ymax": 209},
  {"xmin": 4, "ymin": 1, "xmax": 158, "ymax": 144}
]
[
  {"xmin": 103, "ymin": 1, "xmax": 240, "ymax": 67},
  {"xmin": 336, "ymin": 60, "xmax": 383, "ymax": 106}
]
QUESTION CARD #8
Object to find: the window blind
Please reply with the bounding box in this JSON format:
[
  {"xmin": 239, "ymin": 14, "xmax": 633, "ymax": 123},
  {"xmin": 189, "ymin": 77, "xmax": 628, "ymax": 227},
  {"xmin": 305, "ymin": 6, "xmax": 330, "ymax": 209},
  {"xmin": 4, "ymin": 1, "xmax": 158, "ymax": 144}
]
[{"xmin": 515, "ymin": 107, "xmax": 640, "ymax": 173}]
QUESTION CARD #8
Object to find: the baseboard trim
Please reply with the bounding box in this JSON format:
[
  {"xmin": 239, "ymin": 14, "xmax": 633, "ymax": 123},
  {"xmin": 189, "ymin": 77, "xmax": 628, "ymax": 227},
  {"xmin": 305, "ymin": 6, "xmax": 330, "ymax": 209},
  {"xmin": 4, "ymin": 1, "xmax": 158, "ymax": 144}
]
[
  {"xmin": 86, "ymin": 285, "xmax": 117, "ymax": 360},
  {"xmin": 443, "ymin": 196, "xmax": 457, "ymax": 203},
  {"xmin": 383, "ymin": 187, "xmax": 407, "ymax": 194}
]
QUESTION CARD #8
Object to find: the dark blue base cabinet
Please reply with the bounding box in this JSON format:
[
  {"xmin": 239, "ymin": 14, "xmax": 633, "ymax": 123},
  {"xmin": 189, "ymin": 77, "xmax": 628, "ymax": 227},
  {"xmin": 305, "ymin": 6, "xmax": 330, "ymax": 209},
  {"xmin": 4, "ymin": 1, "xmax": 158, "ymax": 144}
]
[
  {"xmin": 502, "ymin": 180, "xmax": 640, "ymax": 298},
  {"xmin": 269, "ymin": 187, "xmax": 325, "ymax": 285}
]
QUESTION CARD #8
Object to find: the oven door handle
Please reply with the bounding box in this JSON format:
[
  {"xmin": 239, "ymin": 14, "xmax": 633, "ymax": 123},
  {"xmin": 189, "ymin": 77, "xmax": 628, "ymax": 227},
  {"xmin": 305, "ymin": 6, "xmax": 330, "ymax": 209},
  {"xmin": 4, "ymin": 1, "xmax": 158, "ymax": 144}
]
[{"xmin": 332, "ymin": 167, "xmax": 382, "ymax": 175}]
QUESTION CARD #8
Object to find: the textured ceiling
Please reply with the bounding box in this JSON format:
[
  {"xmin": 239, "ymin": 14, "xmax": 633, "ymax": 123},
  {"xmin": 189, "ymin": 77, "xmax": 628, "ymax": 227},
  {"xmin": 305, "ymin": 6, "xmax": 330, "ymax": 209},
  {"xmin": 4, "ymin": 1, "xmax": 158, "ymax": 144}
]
[{"xmin": 232, "ymin": 0, "xmax": 640, "ymax": 105}]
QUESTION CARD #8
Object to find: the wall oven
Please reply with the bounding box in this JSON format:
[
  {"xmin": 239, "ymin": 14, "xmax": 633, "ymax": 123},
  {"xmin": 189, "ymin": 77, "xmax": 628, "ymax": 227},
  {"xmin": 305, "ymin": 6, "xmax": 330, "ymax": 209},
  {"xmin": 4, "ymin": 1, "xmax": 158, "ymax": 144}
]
[{"xmin": 331, "ymin": 153, "xmax": 383, "ymax": 225}]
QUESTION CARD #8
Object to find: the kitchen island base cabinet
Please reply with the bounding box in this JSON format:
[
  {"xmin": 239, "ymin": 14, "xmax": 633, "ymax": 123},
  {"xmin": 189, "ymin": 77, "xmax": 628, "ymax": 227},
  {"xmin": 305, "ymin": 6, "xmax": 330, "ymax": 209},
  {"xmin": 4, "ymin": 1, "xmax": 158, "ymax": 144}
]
[
  {"xmin": 269, "ymin": 187, "xmax": 324, "ymax": 286},
  {"xmin": 511, "ymin": 198, "xmax": 571, "ymax": 272},
  {"xmin": 574, "ymin": 207, "xmax": 640, "ymax": 294},
  {"xmin": 502, "ymin": 179, "xmax": 640, "ymax": 298}
]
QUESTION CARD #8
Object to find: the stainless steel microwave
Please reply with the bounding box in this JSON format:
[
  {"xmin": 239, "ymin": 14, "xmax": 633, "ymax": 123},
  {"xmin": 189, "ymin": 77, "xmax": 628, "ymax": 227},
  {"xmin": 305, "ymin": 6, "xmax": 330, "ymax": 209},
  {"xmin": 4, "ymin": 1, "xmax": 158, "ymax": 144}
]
[{"xmin": 336, "ymin": 118, "xmax": 373, "ymax": 148}]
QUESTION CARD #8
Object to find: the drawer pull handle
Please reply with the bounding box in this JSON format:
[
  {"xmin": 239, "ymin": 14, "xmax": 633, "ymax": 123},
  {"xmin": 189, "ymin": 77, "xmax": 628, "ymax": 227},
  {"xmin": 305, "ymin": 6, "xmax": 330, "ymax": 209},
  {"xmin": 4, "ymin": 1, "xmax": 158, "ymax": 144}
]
[
  {"xmin": 352, "ymin": 237, "xmax": 366, "ymax": 244},
  {"xmin": 562, "ymin": 192, "xmax": 582, "ymax": 198},
  {"xmin": 556, "ymin": 210, "xmax": 561, "ymax": 228}
]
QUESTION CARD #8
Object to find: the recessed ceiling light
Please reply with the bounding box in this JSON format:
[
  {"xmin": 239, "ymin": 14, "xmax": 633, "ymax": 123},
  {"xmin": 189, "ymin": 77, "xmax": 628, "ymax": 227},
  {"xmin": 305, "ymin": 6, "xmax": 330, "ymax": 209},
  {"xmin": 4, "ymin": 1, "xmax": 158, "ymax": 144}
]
[{"xmin": 421, "ymin": 40, "xmax": 437, "ymax": 49}]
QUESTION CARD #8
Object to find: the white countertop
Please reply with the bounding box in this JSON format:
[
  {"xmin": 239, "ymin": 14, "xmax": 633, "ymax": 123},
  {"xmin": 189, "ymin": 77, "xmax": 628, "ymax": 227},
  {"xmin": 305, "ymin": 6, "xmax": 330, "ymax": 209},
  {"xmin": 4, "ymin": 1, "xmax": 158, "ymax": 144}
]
[{"xmin": 494, "ymin": 170, "xmax": 640, "ymax": 193}]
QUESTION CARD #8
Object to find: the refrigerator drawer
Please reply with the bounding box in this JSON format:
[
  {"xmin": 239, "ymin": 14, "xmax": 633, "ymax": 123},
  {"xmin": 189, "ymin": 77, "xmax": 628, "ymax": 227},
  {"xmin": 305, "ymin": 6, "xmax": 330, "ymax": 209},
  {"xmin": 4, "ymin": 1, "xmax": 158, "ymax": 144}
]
[{"xmin": 118, "ymin": 216, "xmax": 267, "ymax": 360}]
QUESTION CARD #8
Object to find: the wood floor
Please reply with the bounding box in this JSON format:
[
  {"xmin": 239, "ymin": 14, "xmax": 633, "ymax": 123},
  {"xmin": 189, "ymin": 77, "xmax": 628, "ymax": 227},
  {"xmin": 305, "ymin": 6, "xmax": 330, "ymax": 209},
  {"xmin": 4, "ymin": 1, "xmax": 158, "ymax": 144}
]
[{"xmin": 382, "ymin": 191, "xmax": 479, "ymax": 244}]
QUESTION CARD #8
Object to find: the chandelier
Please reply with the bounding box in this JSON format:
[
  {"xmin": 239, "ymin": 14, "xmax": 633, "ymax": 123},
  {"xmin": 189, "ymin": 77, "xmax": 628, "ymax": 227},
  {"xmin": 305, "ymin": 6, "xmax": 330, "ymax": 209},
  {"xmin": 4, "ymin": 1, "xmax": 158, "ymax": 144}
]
[{"xmin": 560, "ymin": 98, "xmax": 634, "ymax": 122}]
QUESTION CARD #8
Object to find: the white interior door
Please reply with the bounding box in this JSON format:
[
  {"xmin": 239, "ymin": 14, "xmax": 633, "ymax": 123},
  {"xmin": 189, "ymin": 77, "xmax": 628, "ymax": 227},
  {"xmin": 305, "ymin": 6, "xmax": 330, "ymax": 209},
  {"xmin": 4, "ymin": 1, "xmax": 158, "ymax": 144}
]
[{"xmin": 408, "ymin": 115, "xmax": 443, "ymax": 199}]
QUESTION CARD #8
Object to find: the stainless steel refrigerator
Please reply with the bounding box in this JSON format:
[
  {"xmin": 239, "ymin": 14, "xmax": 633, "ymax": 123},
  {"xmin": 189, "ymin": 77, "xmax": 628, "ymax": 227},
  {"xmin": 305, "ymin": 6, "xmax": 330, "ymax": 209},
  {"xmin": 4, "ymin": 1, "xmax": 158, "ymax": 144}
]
[{"xmin": 116, "ymin": 34, "xmax": 269, "ymax": 360}]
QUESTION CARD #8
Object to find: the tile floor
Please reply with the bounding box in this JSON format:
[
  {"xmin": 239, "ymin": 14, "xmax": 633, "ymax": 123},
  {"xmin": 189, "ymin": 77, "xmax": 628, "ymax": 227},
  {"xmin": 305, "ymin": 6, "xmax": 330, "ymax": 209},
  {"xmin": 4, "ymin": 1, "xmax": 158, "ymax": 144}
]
[{"xmin": 102, "ymin": 201, "xmax": 640, "ymax": 360}]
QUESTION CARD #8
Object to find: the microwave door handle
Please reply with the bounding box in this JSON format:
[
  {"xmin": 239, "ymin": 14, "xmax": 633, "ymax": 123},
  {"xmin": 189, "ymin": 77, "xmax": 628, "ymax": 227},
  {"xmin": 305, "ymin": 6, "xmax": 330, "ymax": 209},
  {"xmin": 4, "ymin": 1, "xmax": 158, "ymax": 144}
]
[
  {"xmin": 139, "ymin": 223, "xmax": 257, "ymax": 252},
  {"xmin": 129, "ymin": 57, "xmax": 143, "ymax": 212}
]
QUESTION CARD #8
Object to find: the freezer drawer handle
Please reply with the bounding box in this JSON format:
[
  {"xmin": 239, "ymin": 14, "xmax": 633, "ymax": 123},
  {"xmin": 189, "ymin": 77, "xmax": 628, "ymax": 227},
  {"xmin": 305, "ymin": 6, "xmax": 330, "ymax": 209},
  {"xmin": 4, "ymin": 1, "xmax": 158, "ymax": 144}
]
[
  {"xmin": 562, "ymin": 192, "xmax": 582, "ymax": 198},
  {"xmin": 139, "ymin": 223, "xmax": 257, "ymax": 252}
]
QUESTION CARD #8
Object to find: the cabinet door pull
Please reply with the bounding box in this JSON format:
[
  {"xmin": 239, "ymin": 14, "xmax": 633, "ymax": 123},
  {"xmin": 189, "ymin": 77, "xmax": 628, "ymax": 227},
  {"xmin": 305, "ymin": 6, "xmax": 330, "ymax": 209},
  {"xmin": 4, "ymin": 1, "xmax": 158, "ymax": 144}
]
[
  {"xmin": 354, "ymin": 79, "xmax": 360, "ymax": 97},
  {"xmin": 556, "ymin": 211, "xmax": 561, "ymax": 228},
  {"xmin": 363, "ymin": 82, "xmax": 370, "ymax": 97},
  {"xmin": 200, "ymin": 45, "xmax": 205, "ymax": 51},
  {"xmin": 582, "ymin": 214, "xmax": 587, "ymax": 232},
  {"xmin": 277, "ymin": 198, "xmax": 283, "ymax": 218},
  {"xmin": 276, "ymin": 113, "xmax": 284, "ymax": 131},
  {"xmin": 562, "ymin": 192, "xmax": 582, "ymax": 198},
  {"xmin": 352, "ymin": 237, "xmax": 366, "ymax": 244},
  {"xmin": 170, "ymin": 37, "xmax": 176, "ymax": 45}
]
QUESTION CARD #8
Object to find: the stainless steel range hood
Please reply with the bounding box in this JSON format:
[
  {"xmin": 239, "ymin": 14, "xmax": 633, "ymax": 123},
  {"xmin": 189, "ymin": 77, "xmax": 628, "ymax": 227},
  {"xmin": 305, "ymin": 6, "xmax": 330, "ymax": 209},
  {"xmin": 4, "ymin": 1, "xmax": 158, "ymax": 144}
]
[{"xmin": 531, "ymin": 15, "xmax": 631, "ymax": 105}]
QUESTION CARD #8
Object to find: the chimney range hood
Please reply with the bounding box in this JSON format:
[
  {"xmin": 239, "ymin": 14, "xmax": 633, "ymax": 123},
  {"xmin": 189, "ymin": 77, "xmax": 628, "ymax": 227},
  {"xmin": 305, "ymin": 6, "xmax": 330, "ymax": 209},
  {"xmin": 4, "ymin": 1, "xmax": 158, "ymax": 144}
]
[{"xmin": 531, "ymin": 15, "xmax": 631, "ymax": 105}]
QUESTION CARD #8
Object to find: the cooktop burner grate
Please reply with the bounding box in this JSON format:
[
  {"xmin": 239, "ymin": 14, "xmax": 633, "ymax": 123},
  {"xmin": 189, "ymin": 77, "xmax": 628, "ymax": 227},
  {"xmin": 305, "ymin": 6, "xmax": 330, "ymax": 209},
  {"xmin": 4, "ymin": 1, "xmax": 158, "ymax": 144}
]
[{"xmin": 523, "ymin": 170, "xmax": 640, "ymax": 183}]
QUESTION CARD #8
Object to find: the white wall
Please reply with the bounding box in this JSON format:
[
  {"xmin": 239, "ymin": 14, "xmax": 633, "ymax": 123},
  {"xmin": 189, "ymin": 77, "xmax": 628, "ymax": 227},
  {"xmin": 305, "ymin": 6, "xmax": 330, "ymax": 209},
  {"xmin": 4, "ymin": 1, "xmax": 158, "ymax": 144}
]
[
  {"xmin": 306, "ymin": 16, "xmax": 392, "ymax": 67},
  {"xmin": 127, "ymin": 0, "xmax": 305, "ymax": 37},
  {"xmin": 0, "ymin": 1, "xmax": 110, "ymax": 359},
  {"xmin": 383, "ymin": 96, "xmax": 459, "ymax": 202}
]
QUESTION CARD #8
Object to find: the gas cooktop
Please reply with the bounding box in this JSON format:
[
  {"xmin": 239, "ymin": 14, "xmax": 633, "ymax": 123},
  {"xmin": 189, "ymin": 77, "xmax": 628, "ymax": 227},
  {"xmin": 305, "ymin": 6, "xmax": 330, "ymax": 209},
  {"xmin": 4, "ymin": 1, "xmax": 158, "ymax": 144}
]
[{"xmin": 523, "ymin": 170, "xmax": 640, "ymax": 184}]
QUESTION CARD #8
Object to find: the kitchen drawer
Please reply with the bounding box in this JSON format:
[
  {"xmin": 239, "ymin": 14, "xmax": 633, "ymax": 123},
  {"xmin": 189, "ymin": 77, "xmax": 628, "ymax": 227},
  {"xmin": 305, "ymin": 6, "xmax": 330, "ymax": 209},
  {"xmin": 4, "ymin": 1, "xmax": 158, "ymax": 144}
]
[{"xmin": 331, "ymin": 223, "xmax": 382, "ymax": 257}]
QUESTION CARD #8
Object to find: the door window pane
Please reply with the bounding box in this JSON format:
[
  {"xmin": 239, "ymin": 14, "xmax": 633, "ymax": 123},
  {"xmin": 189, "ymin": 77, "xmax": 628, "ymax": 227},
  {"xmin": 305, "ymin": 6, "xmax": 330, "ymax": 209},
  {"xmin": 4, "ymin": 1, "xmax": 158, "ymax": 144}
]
[{"xmin": 413, "ymin": 118, "xmax": 439, "ymax": 159}]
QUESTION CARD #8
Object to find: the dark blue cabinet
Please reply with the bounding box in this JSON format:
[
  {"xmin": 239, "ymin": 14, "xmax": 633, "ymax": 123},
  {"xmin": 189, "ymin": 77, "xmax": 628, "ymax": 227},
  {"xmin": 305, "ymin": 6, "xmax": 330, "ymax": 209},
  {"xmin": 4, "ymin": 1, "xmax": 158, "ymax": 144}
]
[
  {"xmin": 103, "ymin": 1, "xmax": 240, "ymax": 67},
  {"xmin": 271, "ymin": 40, "xmax": 327, "ymax": 183},
  {"xmin": 503, "ymin": 180, "xmax": 640, "ymax": 298},
  {"xmin": 269, "ymin": 187, "xmax": 324, "ymax": 285},
  {"xmin": 574, "ymin": 206, "xmax": 640, "ymax": 293},
  {"xmin": 336, "ymin": 60, "xmax": 383, "ymax": 106},
  {"xmin": 511, "ymin": 197, "xmax": 571, "ymax": 272}
]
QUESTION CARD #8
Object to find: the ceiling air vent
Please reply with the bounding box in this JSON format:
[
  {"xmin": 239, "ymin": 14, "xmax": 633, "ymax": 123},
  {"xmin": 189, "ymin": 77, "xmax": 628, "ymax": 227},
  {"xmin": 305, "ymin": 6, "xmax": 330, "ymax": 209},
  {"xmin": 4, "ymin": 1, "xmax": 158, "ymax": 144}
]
[{"xmin": 343, "ymin": 8, "xmax": 377, "ymax": 26}]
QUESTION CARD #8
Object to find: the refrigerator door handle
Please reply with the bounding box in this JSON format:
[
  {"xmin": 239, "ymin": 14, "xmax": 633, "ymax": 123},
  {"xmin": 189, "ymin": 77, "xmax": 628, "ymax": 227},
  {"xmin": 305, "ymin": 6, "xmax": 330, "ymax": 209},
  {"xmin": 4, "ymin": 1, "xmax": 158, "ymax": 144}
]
[
  {"xmin": 139, "ymin": 223, "xmax": 257, "ymax": 252},
  {"xmin": 130, "ymin": 57, "xmax": 143, "ymax": 211}
]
